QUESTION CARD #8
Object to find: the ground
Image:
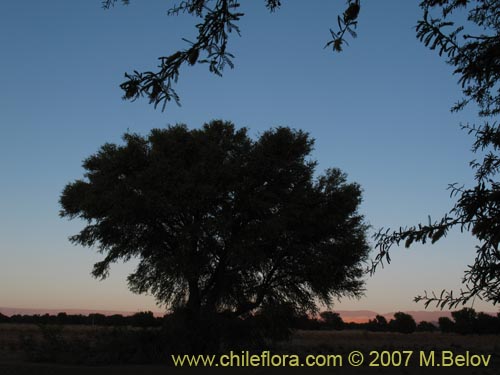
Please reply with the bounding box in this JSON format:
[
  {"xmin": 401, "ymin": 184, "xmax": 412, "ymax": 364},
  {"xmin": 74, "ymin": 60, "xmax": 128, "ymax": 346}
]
[{"xmin": 0, "ymin": 324, "xmax": 499, "ymax": 374}]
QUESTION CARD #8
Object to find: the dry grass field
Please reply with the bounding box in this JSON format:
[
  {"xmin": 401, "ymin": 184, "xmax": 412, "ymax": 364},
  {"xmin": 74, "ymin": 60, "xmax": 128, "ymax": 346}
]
[
  {"xmin": 0, "ymin": 324, "xmax": 499, "ymax": 374},
  {"xmin": 279, "ymin": 329, "xmax": 500, "ymax": 353}
]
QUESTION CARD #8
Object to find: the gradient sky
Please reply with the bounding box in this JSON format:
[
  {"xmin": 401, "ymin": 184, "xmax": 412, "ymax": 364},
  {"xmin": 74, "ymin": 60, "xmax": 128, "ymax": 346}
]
[{"xmin": 1, "ymin": 0, "xmax": 497, "ymax": 314}]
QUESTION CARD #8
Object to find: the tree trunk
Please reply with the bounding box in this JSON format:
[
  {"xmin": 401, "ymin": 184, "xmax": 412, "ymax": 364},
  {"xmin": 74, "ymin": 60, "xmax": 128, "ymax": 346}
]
[{"xmin": 186, "ymin": 278, "xmax": 201, "ymax": 321}]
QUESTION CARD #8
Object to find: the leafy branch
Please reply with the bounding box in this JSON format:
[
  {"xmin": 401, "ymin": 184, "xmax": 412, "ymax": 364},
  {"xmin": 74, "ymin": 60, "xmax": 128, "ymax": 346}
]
[
  {"xmin": 325, "ymin": 0, "xmax": 361, "ymax": 52},
  {"xmin": 417, "ymin": 1, "xmax": 500, "ymax": 116},
  {"xmin": 369, "ymin": 0, "xmax": 500, "ymax": 309},
  {"xmin": 103, "ymin": 0, "xmax": 362, "ymax": 110}
]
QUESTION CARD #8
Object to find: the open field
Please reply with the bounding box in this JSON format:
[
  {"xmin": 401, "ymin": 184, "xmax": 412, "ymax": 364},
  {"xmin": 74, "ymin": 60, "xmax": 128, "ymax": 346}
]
[
  {"xmin": 0, "ymin": 324, "xmax": 499, "ymax": 374},
  {"xmin": 279, "ymin": 329, "xmax": 500, "ymax": 353}
]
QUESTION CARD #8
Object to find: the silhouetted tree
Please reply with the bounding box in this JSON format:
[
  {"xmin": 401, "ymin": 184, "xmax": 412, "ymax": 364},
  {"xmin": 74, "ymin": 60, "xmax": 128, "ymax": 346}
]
[
  {"xmin": 101, "ymin": 1, "xmax": 500, "ymax": 309},
  {"xmin": 475, "ymin": 312, "xmax": 499, "ymax": 334},
  {"xmin": 416, "ymin": 320, "xmax": 437, "ymax": 332},
  {"xmin": 389, "ymin": 312, "xmax": 416, "ymax": 334},
  {"xmin": 60, "ymin": 120, "xmax": 369, "ymax": 346},
  {"xmin": 319, "ymin": 311, "xmax": 344, "ymax": 330},
  {"xmin": 56, "ymin": 312, "xmax": 68, "ymax": 324},
  {"xmin": 0, "ymin": 313, "xmax": 8, "ymax": 323},
  {"xmin": 130, "ymin": 311, "xmax": 159, "ymax": 327},
  {"xmin": 438, "ymin": 316, "xmax": 455, "ymax": 333},
  {"xmin": 367, "ymin": 314, "xmax": 389, "ymax": 332},
  {"xmin": 451, "ymin": 307, "xmax": 477, "ymax": 334},
  {"xmin": 373, "ymin": 1, "xmax": 500, "ymax": 309}
]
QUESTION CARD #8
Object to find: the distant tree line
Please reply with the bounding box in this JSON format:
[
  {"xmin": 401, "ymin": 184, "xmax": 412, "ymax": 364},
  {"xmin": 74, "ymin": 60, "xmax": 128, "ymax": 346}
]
[
  {"xmin": 289, "ymin": 308, "xmax": 500, "ymax": 335},
  {"xmin": 437, "ymin": 308, "xmax": 500, "ymax": 335},
  {"xmin": 287, "ymin": 311, "xmax": 421, "ymax": 333},
  {"xmin": 0, "ymin": 311, "xmax": 161, "ymax": 327},
  {"xmin": 2, "ymin": 308, "xmax": 498, "ymax": 334}
]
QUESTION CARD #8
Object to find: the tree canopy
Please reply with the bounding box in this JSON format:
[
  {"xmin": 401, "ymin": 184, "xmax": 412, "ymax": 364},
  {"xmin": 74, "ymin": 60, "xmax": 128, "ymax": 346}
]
[
  {"xmin": 97, "ymin": 0, "xmax": 500, "ymax": 309},
  {"xmin": 389, "ymin": 312, "xmax": 417, "ymax": 334},
  {"xmin": 60, "ymin": 121, "xmax": 369, "ymax": 319}
]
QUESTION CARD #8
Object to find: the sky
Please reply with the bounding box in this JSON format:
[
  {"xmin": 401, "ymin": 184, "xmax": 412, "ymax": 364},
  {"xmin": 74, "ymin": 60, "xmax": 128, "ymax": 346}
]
[{"xmin": 1, "ymin": 0, "xmax": 497, "ymax": 315}]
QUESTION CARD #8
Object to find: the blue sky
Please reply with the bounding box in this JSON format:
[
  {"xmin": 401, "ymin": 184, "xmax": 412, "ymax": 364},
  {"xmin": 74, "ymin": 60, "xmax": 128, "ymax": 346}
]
[{"xmin": 1, "ymin": 0, "xmax": 496, "ymax": 314}]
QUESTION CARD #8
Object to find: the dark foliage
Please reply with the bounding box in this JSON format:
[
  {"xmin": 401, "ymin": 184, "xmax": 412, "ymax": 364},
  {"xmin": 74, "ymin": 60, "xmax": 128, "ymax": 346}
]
[
  {"xmin": 451, "ymin": 307, "xmax": 477, "ymax": 334},
  {"xmin": 437, "ymin": 308, "xmax": 500, "ymax": 334},
  {"xmin": 475, "ymin": 311, "xmax": 500, "ymax": 333},
  {"xmin": 319, "ymin": 311, "xmax": 345, "ymax": 330},
  {"xmin": 450, "ymin": 307, "xmax": 500, "ymax": 334},
  {"xmin": 290, "ymin": 313, "xmax": 322, "ymax": 330},
  {"xmin": 101, "ymin": 0, "xmax": 361, "ymax": 110},
  {"xmin": 99, "ymin": 1, "xmax": 500, "ymax": 311},
  {"xmin": 389, "ymin": 312, "xmax": 417, "ymax": 334},
  {"xmin": 417, "ymin": 320, "xmax": 437, "ymax": 332},
  {"xmin": 6, "ymin": 309, "xmax": 500, "ymax": 339},
  {"xmin": 438, "ymin": 316, "xmax": 456, "ymax": 333},
  {"xmin": 16, "ymin": 309, "xmax": 324, "ymax": 364},
  {"xmin": 0, "ymin": 313, "xmax": 8, "ymax": 323},
  {"xmin": 366, "ymin": 314, "xmax": 389, "ymax": 332},
  {"xmin": 60, "ymin": 120, "xmax": 369, "ymax": 347},
  {"xmin": 6, "ymin": 311, "xmax": 162, "ymax": 327},
  {"xmin": 373, "ymin": 0, "xmax": 500, "ymax": 309}
]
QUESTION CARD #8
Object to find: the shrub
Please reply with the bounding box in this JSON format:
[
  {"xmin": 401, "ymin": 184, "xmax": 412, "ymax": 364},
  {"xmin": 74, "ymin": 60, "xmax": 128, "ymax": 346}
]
[{"xmin": 389, "ymin": 312, "xmax": 416, "ymax": 334}]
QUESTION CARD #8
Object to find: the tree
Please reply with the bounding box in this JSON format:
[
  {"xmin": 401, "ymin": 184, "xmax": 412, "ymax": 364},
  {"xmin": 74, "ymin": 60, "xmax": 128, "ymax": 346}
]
[
  {"xmin": 102, "ymin": 0, "xmax": 361, "ymax": 110},
  {"xmin": 100, "ymin": 1, "xmax": 500, "ymax": 310},
  {"xmin": 319, "ymin": 311, "xmax": 344, "ymax": 330},
  {"xmin": 438, "ymin": 316, "xmax": 455, "ymax": 333},
  {"xmin": 436, "ymin": 308, "xmax": 499, "ymax": 334},
  {"xmin": 451, "ymin": 307, "xmax": 477, "ymax": 334},
  {"xmin": 0, "ymin": 313, "xmax": 8, "ymax": 323},
  {"xmin": 372, "ymin": 0, "xmax": 500, "ymax": 308},
  {"xmin": 60, "ymin": 120, "xmax": 369, "ymax": 331},
  {"xmin": 367, "ymin": 314, "xmax": 389, "ymax": 332},
  {"xmin": 130, "ymin": 311, "xmax": 160, "ymax": 327},
  {"xmin": 474, "ymin": 312, "xmax": 499, "ymax": 334},
  {"xmin": 416, "ymin": 321, "xmax": 437, "ymax": 332},
  {"xmin": 389, "ymin": 312, "xmax": 417, "ymax": 334}
]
